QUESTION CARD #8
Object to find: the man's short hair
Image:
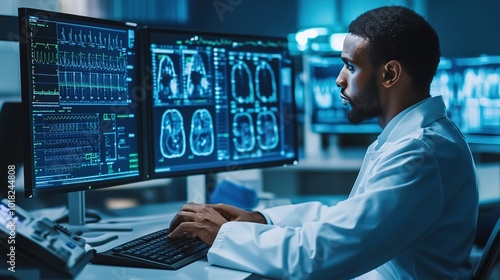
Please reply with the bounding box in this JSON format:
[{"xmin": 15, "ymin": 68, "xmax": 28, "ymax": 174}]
[{"xmin": 349, "ymin": 6, "xmax": 441, "ymax": 92}]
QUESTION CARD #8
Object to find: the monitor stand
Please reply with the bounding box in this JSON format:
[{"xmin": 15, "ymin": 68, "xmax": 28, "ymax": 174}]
[
  {"xmin": 62, "ymin": 176, "xmax": 207, "ymax": 246},
  {"xmin": 64, "ymin": 191, "xmax": 132, "ymax": 246},
  {"xmin": 187, "ymin": 174, "xmax": 207, "ymax": 204}
]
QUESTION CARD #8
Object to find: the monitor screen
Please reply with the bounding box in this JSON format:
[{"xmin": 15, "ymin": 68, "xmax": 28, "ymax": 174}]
[
  {"xmin": 431, "ymin": 56, "xmax": 500, "ymax": 144},
  {"xmin": 19, "ymin": 8, "xmax": 144, "ymax": 197},
  {"xmin": 142, "ymin": 27, "xmax": 298, "ymax": 178},
  {"xmin": 307, "ymin": 55, "xmax": 381, "ymax": 134}
]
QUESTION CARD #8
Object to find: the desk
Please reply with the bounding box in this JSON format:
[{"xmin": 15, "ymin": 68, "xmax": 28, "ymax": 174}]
[
  {"xmin": 14, "ymin": 202, "xmax": 256, "ymax": 280},
  {"xmin": 79, "ymin": 258, "xmax": 255, "ymax": 279},
  {"xmin": 80, "ymin": 202, "xmax": 255, "ymax": 280}
]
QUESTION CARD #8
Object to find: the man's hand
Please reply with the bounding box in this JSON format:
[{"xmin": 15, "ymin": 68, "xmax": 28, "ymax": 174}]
[
  {"xmin": 168, "ymin": 202, "xmax": 228, "ymax": 245},
  {"xmin": 168, "ymin": 203, "xmax": 267, "ymax": 245},
  {"xmin": 210, "ymin": 203, "xmax": 267, "ymax": 224}
]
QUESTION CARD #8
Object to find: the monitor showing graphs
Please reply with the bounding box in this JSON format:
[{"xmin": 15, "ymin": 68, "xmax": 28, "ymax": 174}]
[
  {"xmin": 431, "ymin": 56, "xmax": 500, "ymax": 143},
  {"xmin": 143, "ymin": 27, "xmax": 298, "ymax": 177},
  {"xmin": 19, "ymin": 8, "xmax": 144, "ymax": 197}
]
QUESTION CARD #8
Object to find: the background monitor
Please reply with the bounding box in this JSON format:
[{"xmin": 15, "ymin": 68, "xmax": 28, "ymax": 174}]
[
  {"xmin": 307, "ymin": 55, "xmax": 381, "ymax": 134},
  {"xmin": 142, "ymin": 27, "xmax": 298, "ymax": 179},
  {"xmin": 19, "ymin": 8, "xmax": 144, "ymax": 198},
  {"xmin": 431, "ymin": 56, "xmax": 500, "ymax": 145}
]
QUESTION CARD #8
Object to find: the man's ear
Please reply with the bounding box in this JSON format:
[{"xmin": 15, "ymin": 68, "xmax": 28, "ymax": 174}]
[{"xmin": 382, "ymin": 60, "xmax": 401, "ymax": 88}]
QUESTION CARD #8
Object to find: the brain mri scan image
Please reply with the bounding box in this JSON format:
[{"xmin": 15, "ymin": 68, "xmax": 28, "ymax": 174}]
[
  {"xmin": 232, "ymin": 112, "xmax": 255, "ymax": 153},
  {"xmin": 256, "ymin": 111, "xmax": 279, "ymax": 150},
  {"xmin": 189, "ymin": 109, "xmax": 214, "ymax": 156},
  {"xmin": 255, "ymin": 60, "xmax": 277, "ymax": 103},
  {"xmin": 157, "ymin": 55, "xmax": 179, "ymax": 101},
  {"xmin": 186, "ymin": 53, "xmax": 209, "ymax": 98},
  {"xmin": 160, "ymin": 109, "xmax": 186, "ymax": 158},
  {"xmin": 231, "ymin": 60, "xmax": 255, "ymax": 103}
]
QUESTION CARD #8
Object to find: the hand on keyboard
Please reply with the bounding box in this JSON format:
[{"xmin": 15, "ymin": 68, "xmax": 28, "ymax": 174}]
[
  {"xmin": 210, "ymin": 203, "xmax": 267, "ymax": 224},
  {"xmin": 168, "ymin": 202, "xmax": 228, "ymax": 245}
]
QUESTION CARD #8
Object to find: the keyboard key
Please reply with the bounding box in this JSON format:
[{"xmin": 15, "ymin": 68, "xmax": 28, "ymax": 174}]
[{"xmin": 92, "ymin": 228, "xmax": 210, "ymax": 270}]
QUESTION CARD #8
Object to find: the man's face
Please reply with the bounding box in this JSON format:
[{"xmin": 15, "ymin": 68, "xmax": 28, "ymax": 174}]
[{"xmin": 336, "ymin": 34, "xmax": 382, "ymax": 124}]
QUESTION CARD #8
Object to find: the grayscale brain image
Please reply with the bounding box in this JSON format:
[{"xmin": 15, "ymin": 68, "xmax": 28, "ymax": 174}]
[
  {"xmin": 160, "ymin": 109, "xmax": 186, "ymax": 159},
  {"xmin": 190, "ymin": 109, "xmax": 214, "ymax": 156}
]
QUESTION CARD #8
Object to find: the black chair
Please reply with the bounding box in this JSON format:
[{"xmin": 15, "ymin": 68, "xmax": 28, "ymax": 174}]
[{"xmin": 474, "ymin": 218, "xmax": 500, "ymax": 279}]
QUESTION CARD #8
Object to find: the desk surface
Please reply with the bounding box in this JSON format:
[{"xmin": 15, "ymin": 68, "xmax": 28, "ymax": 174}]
[
  {"xmin": 23, "ymin": 202, "xmax": 255, "ymax": 280},
  {"xmin": 79, "ymin": 202, "xmax": 253, "ymax": 280},
  {"xmin": 79, "ymin": 257, "xmax": 253, "ymax": 280}
]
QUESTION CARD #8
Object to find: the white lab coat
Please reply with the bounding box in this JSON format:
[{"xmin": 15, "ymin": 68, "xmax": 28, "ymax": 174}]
[{"xmin": 207, "ymin": 96, "xmax": 478, "ymax": 280}]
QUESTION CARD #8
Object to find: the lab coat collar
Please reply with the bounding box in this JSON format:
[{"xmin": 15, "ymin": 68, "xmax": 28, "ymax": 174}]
[{"xmin": 373, "ymin": 95, "xmax": 447, "ymax": 151}]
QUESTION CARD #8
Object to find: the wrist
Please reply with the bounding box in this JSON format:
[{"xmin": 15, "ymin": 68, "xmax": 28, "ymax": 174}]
[{"xmin": 252, "ymin": 211, "xmax": 267, "ymax": 224}]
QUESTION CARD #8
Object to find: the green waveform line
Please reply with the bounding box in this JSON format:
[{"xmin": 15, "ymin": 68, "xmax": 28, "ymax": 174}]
[
  {"xmin": 177, "ymin": 36, "xmax": 286, "ymax": 48},
  {"xmin": 34, "ymin": 90, "xmax": 59, "ymax": 96},
  {"xmin": 44, "ymin": 114, "xmax": 99, "ymax": 121},
  {"xmin": 58, "ymin": 81, "xmax": 127, "ymax": 91},
  {"xmin": 60, "ymin": 51, "xmax": 127, "ymax": 71},
  {"xmin": 32, "ymin": 51, "xmax": 58, "ymax": 64},
  {"xmin": 31, "ymin": 42, "xmax": 58, "ymax": 49}
]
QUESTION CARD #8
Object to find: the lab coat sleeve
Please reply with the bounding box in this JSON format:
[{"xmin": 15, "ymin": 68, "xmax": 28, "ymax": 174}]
[
  {"xmin": 260, "ymin": 201, "xmax": 332, "ymax": 227},
  {"xmin": 207, "ymin": 138, "xmax": 445, "ymax": 279}
]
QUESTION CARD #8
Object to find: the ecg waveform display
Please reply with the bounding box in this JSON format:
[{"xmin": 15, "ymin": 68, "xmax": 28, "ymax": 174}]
[
  {"xmin": 21, "ymin": 9, "xmax": 141, "ymax": 194},
  {"xmin": 176, "ymin": 36, "xmax": 288, "ymax": 49},
  {"xmin": 33, "ymin": 113, "xmax": 101, "ymax": 179},
  {"xmin": 30, "ymin": 110, "xmax": 140, "ymax": 187},
  {"xmin": 28, "ymin": 17, "xmax": 134, "ymax": 105}
]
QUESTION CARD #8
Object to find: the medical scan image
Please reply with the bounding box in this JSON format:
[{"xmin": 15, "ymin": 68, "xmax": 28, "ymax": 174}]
[
  {"xmin": 312, "ymin": 78, "xmax": 338, "ymax": 108},
  {"xmin": 430, "ymin": 69, "xmax": 454, "ymax": 108},
  {"xmin": 232, "ymin": 112, "xmax": 256, "ymax": 153},
  {"xmin": 186, "ymin": 53, "xmax": 209, "ymax": 98},
  {"xmin": 160, "ymin": 109, "xmax": 186, "ymax": 159},
  {"xmin": 157, "ymin": 55, "xmax": 179, "ymax": 101},
  {"xmin": 189, "ymin": 109, "xmax": 214, "ymax": 156},
  {"xmin": 255, "ymin": 60, "xmax": 277, "ymax": 103},
  {"xmin": 231, "ymin": 60, "xmax": 255, "ymax": 103},
  {"xmin": 256, "ymin": 111, "xmax": 279, "ymax": 150}
]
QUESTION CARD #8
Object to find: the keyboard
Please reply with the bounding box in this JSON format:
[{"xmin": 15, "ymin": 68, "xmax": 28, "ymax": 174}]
[{"xmin": 91, "ymin": 228, "xmax": 210, "ymax": 270}]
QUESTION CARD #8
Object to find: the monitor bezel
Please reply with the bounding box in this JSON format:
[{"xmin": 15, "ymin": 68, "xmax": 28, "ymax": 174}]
[
  {"xmin": 140, "ymin": 26, "xmax": 299, "ymax": 179},
  {"xmin": 19, "ymin": 7, "xmax": 147, "ymax": 197}
]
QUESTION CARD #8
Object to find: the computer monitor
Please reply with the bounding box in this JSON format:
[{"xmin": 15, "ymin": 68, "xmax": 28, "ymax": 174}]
[
  {"xmin": 19, "ymin": 8, "xmax": 144, "ymax": 207},
  {"xmin": 141, "ymin": 27, "xmax": 298, "ymax": 181},
  {"xmin": 306, "ymin": 55, "xmax": 381, "ymax": 134},
  {"xmin": 431, "ymin": 56, "xmax": 500, "ymax": 145},
  {"xmin": 430, "ymin": 57, "xmax": 454, "ymax": 107},
  {"xmin": 452, "ymin": 56, "xmax": 500, "ymax": 143}
]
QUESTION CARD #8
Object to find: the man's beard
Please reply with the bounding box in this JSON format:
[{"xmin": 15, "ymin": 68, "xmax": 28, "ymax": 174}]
[{"xmin": 346, "ymin": 73, "xmax": 381, "ymax": 124}]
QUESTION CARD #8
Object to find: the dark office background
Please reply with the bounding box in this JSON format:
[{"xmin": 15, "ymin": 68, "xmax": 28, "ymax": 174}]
[{"xmin": 41, "ymin": 0, "xmax": 500, "ymax": 58}]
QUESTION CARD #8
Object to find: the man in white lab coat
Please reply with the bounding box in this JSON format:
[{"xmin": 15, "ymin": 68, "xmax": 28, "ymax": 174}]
[{"xmin": 168, "ymin": 6, "xmax": 478, "ymax": 279}]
